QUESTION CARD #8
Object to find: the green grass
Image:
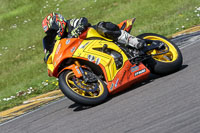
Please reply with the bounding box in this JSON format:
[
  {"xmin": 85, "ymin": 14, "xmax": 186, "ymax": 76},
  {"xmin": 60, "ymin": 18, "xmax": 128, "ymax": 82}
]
[{"xmin": 0, "ymin": 0, "xmax": 199, "ymax": 111}]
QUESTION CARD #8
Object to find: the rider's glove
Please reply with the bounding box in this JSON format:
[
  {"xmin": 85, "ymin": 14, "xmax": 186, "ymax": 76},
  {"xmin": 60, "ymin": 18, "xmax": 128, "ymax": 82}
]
[{"xmin": 71, "ymin": 24, "xmax": 85, "ymax": 38}]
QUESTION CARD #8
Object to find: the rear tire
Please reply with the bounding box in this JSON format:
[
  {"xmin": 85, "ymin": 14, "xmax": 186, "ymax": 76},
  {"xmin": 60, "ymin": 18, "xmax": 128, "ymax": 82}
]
[
  {"xmin": 59, "ymin": 70, "xmax": 108, "ymax": 105},
  {"xmin": 137, "ymin": 33, "xmax": 183, "ymax": 75}
]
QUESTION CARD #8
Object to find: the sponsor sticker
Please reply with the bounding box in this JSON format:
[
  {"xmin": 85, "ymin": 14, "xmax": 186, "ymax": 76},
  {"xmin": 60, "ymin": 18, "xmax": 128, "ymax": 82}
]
[
  {"xmin": 71, "ymin": 47, "xmax": 76, "ymax": 53},
  {"xmin": 115, "ymin": 78, "xmax": 119, "ymax": 88},
  {"xmin": 56, "ymin": 53, "xmax": 63, "ymax": 62},
  {"xmin": 75, "ymin": 66, "xmax": 81, "ymax": 74},
  {"xmin": 55, "ymin": 44, "xmax": 61, "ymax": 54},
  {"xmin": 134, "ymin": 69, "xmax": 146, "ymax": 76},
  {"xmin": 66, "ymin": 40, "xmax": 70, "ymax": 45},
  {"xmin": 131, "ymin": 66, "xmax": 139, "ymax": 72},
  {"xmin": 79, "ymin": 42, "xmax": 89, "ymax": 49},
  {"xmin": 88, "ymin": 55, "xmax": 95, "ymax": 62},
  {"xmin": 95, "ymin": 58, "xmax": 101, "ymax": 65},
  {"xmin": 110, "ymin": 83, "xmax": 114, "ymax": 91}
]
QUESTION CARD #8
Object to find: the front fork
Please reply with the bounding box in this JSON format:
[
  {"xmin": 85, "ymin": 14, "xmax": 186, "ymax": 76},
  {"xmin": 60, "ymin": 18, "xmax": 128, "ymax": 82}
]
[
  {"xmin": 58, "ymin": 60, "xmax": 97, "ymax": 83},
  {"xmin": 74, "ymin": 61, "xmax": 89, "ymax": 83}
]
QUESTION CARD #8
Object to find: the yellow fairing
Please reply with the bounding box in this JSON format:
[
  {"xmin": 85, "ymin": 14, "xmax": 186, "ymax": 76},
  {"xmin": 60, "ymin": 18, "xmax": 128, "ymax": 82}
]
[
  {"xmin": 46, "ymin": 40, "xmax": 60, "ymax": 72},
  {"xmin": 144, "ymin": 36, "xmax": 178, "ymax": 62},
  {"xmin": 86, "ymin": 28, "xmax": 112, "ymax": 41},
  {"xmin": 73, "ymin": 30, "xmax": 128, "ymax": 81}
]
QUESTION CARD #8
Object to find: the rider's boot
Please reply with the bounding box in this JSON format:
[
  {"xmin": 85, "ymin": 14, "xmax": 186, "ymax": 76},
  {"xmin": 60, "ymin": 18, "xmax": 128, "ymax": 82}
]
[{"xmin": 117, "ymin": 30, "xmax": 144, "ymax": 49}]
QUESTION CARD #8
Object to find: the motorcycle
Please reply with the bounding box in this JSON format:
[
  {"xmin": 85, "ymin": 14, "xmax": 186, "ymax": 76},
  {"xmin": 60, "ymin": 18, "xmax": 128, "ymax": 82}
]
[{"xmin": 47, "ymin": 18, "xmax": 183, "ymax": 105}]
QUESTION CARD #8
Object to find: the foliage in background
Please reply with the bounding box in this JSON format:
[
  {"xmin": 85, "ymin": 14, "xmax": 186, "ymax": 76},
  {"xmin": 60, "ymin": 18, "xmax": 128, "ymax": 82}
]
[{"xmin": 0, "ymin": 0, "xmax": 199, "ymax": 111}]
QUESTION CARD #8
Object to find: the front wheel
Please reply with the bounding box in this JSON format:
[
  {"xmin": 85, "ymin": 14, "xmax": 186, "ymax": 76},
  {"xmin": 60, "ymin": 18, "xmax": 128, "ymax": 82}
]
[
  {"xmin": 137, "ymin": 33, "xmax": 183, "ymax": 75},
  {"xmin": 59, "ymin": 70, "xmax": 108, "ymax": 105}
]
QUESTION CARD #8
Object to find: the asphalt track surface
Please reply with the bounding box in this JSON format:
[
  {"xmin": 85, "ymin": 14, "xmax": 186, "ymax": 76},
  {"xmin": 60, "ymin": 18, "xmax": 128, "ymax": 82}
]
[{"xmin": 1, "ymin": 33, "xmax": 200, "ymax": 133}]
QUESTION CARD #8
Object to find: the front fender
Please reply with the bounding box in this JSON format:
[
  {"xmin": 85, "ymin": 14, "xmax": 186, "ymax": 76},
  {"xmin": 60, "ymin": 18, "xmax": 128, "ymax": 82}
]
[{"xmin": 57, "ymin": 64, "xmax": 83, "ymax": 78}]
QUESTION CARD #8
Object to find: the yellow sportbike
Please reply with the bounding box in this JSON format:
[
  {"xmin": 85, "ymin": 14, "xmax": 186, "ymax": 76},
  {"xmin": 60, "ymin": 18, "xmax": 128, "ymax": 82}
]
[{"xmin": 47, "ymin": 18, "xmax": 183, "ymax": 105}]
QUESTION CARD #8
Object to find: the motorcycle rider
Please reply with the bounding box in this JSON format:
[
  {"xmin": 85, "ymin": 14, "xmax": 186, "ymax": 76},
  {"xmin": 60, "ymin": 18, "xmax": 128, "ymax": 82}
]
[
  {"xmin": 42, "ymin": 12, "xmax": 144, "ymax": 76},
  {"xmin": 42, "ymin": 13, "xmax": 144, "ymax": 60}
]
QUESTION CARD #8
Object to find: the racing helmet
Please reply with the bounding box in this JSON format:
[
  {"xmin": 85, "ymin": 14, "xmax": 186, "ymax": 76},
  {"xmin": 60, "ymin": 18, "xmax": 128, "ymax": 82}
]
[{"xmin": 42, "ymin": 12, "xmax": 66, "ymax": 36}]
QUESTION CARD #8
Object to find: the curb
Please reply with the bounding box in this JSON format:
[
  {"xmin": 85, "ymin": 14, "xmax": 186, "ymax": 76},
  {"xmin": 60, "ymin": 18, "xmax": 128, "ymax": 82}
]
[
  {"xmin": 1, "ymin": 25, "xmax": 200, "ymax": 124},
  {"xmin": 171, "ymin": 25, "xmax": 200, "ymax": 38},
  {"xmin": 0, "ymin": 90, "xmax": 64, "ymax": 123}
]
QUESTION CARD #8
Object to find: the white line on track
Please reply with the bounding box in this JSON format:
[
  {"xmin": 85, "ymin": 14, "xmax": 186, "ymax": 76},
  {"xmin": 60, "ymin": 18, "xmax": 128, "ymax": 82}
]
[
  {"xmin": 0, "ymin": 97, "xmax": 67, "ymax": 126},
  {"xmin": 178, "ymin": 35, "xmax": 200, "ymax": 49},
  {"xmin": 179, "ymin": 40, "xmax": 200, "ymax": 49}
]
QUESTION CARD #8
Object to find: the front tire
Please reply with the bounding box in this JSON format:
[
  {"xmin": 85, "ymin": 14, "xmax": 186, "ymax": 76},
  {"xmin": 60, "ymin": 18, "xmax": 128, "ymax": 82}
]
[
  {"xmin": 137, "ymin": 33, "xmax": 183, "ymax": 75},
  {"xmin": 59, "ymin": 70, "xmax": 108, "ymax": 105}
]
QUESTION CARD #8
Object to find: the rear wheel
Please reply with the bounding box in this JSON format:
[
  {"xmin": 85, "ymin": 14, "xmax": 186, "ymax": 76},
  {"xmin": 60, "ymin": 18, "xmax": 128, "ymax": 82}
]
[
  {"xmin": 59, "ymin": 70, "xmax": 108, "ymax": 105},
  {"xmin": 137, "ymin": 33, "xmax": 183, "ymax": 75}
]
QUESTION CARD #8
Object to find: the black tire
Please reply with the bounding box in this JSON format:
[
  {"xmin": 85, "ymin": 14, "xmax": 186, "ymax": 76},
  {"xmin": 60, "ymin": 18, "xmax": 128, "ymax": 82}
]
[
  {"xmin": 59, "ymin": 70, "xmax": 108, "ymax": 105},
  {"xmin": 137, "ymin": 33, "xmax": 183, "ymax": 75}
]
